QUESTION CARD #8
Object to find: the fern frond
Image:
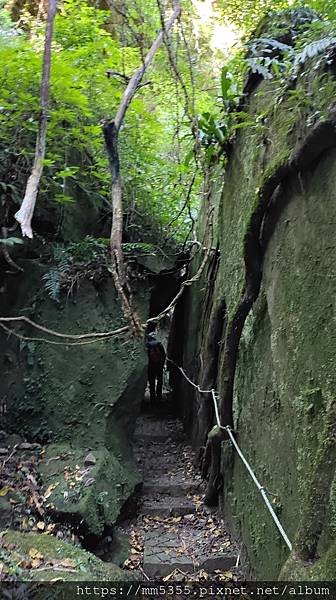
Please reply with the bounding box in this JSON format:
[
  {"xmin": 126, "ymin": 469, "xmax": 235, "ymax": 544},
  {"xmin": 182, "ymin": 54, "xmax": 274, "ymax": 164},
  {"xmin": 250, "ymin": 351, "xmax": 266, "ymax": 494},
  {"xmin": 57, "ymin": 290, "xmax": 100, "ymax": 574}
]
[
  {"xmin": 42, "ymin": 269, "xmax": 61, "ymax": 302},
  {"xmin": 249, "ymin": 38, "xmax": 292, "ymax": 54},
  {"xmin": 52, "ymin": 244, "xmax": 71, "ymax": 272},
  {"xmin": 294, "ymin": 37, "xmax": 336, "ymax": 68}
]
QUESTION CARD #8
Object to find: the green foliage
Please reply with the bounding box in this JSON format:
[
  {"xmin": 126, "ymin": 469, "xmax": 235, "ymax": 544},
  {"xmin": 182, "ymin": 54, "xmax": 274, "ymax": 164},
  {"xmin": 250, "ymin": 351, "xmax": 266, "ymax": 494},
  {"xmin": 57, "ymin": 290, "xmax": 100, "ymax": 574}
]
[
  {"xmin": 197, "ymin": 65, "xmax": 254, "ymax": 163},
  {"xmin": 1, "ymin": 0, "xmax": 335, "ymax": 248},
  {"xmin": 303, "ymin": 0, "xmax": 336, "ymax": 21},
  {"xmin": 246, "ymin": 31, "xmax": 336, "ymax": 80},
  {"xmin": 42, "ymin": 269, "xmax": 61, "ymax": 302},
  {"xmin": 0, "ymin": 0, "xmax": 15, "ymax": 36},
  {"xmin": 194, "ymin": 3, "xmax": 336, "ymax": 164},
  {"xmin": 0, "ymin": 236, "xmax": 24, "ymax": 246},
  {"xmin": 294, "ymin": 36, "xmax": 336, "ymax": 68},
  {"xmin": 247, "ymin": 37, "xmax": 292, "ymax": 79},
  {"xmin": 0, "ymin": 0, "xmax": 213, "ymax": 244},
  {"xmin": 217, "ymin": 0, "xmax": 290, "ymax": 34},
  {"xmin": 122, "ymin": 241, "xmax": 158, "ymax": 254},
  {"xmin": 66, "ymin": 236, "xmax": 108, "ymax": 261}
]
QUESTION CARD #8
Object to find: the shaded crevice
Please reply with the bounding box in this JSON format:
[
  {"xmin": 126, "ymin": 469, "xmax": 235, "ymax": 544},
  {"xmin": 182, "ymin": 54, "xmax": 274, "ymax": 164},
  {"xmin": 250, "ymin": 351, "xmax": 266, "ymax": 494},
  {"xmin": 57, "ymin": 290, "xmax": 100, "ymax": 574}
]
[{"xmin": 197, "ymin": 295, "xmax": 227, "ymax": 445}]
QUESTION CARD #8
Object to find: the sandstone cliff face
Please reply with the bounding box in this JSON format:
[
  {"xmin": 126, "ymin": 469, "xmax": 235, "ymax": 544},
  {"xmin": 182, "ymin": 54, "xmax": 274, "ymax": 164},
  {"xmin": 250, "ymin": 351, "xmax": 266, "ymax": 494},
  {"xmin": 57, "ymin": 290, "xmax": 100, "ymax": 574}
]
[{"xmin": 174, "ymin": 22, "xmax": 336, "ymax": 578}]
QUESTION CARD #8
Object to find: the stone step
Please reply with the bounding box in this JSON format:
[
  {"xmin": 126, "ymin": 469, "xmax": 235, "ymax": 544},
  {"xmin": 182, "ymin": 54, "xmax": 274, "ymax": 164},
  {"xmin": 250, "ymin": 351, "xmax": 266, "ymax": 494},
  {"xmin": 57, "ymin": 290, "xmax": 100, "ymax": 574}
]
[
  {"xmin": 141, "ymin": 496, "xmax": 197, "ymax": 517},
  {"xmin": 133, "ymin": 431, "xmax": 185, "ymax": 443},
  {"xmin": 143, "ymin": 477, "xmax": 201, "ymax": 496},
  {"xmin": 143, "ymin": 530, "xmax": 237, "ymax": 578},
  {"xmin": 200, "ymin": 553, "xmax": 237, "ymax": 572},
  {"xmin": 133, "ymin": 419, "xmax": 185, "ymax": 444},
  {"xmin": 143, "ymin": 530, "xmax": 195, "ymax": 577}
]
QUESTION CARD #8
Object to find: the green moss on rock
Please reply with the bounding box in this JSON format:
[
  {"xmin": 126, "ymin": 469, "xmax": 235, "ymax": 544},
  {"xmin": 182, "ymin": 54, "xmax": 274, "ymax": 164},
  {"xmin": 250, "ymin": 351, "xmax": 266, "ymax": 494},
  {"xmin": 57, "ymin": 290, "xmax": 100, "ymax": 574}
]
[
  {"xmin": 1, "ymin": 530, "xmax": 130, "ymax": 581},
  {"xmin": 280, "ymin": 544, "xmax": 336, "ymax": 579},
  {"xmin": 39, "ymin": 444, "xmax": 141, "ymax": 536},
  {"xmin": 179, "ymin": 12, "xmax": 336, "ymax": 580}
]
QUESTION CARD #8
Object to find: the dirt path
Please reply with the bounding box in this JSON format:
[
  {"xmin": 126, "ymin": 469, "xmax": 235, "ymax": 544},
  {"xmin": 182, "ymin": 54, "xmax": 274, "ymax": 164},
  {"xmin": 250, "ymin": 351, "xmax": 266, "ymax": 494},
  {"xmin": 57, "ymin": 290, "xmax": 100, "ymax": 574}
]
[{"xmin": 119, "ymin": 403, "xmax": 240, "ymax": 581}]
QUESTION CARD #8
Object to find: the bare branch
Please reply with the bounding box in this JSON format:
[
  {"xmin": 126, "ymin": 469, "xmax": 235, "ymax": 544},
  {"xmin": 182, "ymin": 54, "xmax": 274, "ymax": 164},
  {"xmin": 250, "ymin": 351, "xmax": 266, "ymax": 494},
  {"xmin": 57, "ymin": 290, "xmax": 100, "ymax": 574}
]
[
  {"xmin": 113, "ymin": 3, "xmax": 182, "ymax": 131},
  {"xmin": 0, "ymin": 227, "xmax": 24, "ymax": 273},
  {"xmin": 156, "ymin": 0, "xmax": 192, "ymax": 123}
]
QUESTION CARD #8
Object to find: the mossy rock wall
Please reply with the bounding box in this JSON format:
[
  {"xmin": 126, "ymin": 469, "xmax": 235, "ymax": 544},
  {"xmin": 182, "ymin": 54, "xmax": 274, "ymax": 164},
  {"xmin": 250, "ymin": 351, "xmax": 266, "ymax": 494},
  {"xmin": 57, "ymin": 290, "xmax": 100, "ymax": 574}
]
[
  {"xmin": 177, "ymin": 31, "xmax": 336, "ymax": 578},
  {"xmin": 0, "ymin": 259, "xmax": 149, "ymax": 535},
  {"xmin": 230, "ymin": 150, "xmax": 336, "ymax": 577}
]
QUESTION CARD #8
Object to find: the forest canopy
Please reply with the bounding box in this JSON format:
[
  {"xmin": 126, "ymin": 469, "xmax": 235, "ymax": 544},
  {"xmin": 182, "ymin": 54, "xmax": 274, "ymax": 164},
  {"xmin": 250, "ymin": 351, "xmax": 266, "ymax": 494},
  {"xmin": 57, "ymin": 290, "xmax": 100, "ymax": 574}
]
[{"xmin": 0, "ymin": 0, "xmax": 335, "ymax": 247}]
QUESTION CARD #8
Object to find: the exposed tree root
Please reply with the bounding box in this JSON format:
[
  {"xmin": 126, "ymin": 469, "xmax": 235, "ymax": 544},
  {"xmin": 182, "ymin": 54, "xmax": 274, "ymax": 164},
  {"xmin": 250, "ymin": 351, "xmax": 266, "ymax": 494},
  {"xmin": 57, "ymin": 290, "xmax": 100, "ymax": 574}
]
[{"xmin": 0, "ymin": 316, "xmax": 129, "ymax": 340}]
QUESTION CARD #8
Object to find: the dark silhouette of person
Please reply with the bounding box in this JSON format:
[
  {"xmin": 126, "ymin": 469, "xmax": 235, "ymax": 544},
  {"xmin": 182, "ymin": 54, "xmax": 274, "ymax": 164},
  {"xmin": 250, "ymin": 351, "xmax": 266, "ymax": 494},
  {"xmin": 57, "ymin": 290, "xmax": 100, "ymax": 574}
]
[{"xmin": 146, "ymin": 332, "xmax": 166, "ymax": 404}]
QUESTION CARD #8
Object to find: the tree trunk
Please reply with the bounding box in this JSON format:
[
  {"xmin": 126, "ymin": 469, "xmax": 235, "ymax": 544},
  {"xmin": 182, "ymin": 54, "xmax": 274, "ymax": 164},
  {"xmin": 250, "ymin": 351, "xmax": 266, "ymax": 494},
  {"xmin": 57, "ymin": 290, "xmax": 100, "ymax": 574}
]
[
  {"xmin": 15, "ymin": 0, "xmax": 57, "ymax": 238},
  {"xmin": 104, "ymin": 2, "xmax": 181, "ymax": 333}
]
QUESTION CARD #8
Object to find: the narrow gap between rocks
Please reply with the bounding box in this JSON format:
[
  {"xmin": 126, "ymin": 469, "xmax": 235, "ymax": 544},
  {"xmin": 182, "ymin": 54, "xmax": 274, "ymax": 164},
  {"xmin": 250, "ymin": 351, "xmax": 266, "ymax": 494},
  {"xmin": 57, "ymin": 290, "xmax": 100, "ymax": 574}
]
[
  {"xmin": 106, "ymin": 280, "xmax": 242, "ymax": 583},
  {"xmin": 116, "ymin": 404, "xmax": 240, "ymax": 581}
]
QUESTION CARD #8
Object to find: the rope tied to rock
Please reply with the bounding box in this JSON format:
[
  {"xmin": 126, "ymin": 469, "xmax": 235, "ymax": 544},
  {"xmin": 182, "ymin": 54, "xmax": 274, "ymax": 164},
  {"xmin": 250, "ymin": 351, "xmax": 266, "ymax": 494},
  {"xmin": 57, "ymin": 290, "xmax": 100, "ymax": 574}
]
[{"xmin": 167, "ymin": 358, "xmax": 293, "ymax": 552}]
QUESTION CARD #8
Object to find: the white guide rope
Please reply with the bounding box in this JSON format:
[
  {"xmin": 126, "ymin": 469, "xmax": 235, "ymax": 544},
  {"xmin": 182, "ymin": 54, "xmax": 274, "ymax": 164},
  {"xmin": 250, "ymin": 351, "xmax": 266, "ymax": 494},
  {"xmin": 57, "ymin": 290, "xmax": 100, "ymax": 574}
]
[{"xmin": 167, "ymin": 359, "xmax": 292, "ymax": 551}]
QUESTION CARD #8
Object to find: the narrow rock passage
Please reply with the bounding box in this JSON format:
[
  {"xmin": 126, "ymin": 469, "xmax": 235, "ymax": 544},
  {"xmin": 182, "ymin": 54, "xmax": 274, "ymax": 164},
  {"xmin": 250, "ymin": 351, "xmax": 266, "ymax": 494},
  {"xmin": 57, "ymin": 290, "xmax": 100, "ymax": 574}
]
[{"xmin": 118, "ymin": 403, "xmax": 239, "ymax": 581}]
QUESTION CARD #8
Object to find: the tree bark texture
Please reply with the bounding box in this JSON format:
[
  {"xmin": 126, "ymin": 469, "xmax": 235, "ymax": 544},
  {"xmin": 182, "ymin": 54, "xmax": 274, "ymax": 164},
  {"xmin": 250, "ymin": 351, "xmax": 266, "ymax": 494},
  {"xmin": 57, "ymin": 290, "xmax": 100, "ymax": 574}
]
[
  {"xmin": 103, "ymin": 2, "xmax": 181, "ymax": 333},
  {"xmin": 15, "ymin": 0, "xmax": 57, "ymax": 238}
]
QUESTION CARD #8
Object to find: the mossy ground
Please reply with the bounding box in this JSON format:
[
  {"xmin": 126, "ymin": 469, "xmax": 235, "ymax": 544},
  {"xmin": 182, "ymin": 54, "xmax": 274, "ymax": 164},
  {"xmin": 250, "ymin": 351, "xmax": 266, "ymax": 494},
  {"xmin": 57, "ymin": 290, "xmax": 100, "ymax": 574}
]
[
  {"xmin": 1, "ymin": 530, "xmax": 130, "ymax": 581},
  {"xmin": 39, "ymin": 444, "xmax": 141, "ymax": 537}
]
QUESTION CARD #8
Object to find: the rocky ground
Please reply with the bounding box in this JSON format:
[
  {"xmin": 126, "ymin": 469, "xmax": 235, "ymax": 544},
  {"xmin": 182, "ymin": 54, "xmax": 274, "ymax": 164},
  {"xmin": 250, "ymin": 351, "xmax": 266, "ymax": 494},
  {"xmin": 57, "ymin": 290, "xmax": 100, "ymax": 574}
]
[
  {"xmin": 118, "ymin": 401, "xmax": 241, "ymax": 582},
  {"xmin": 0, "ymin": 401, "xmax": 242, "ymax": 584},
  {"xmin": 0, "ymin": 432, "xmax": 127, "ymax": 582}
]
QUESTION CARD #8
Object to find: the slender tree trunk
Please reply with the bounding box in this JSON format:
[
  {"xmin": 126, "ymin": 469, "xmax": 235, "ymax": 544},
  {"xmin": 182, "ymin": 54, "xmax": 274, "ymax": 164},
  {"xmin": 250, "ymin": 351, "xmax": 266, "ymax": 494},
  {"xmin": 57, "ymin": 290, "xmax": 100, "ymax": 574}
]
[
  {"xmin": 15, "ymin": 0, "xmax": 57, "ymax": 238},
  {"xmin": 104, "ymin": 2, "xmax": 181, "ymax": 334}
]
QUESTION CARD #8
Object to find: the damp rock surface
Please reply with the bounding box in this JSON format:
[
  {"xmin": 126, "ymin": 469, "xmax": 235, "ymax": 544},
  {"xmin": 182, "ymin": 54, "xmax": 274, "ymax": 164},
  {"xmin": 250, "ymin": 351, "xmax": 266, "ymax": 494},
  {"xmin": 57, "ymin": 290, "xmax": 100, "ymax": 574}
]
[{"xmin": 119, "ymin": 404, "xmax": 239, "ymax": 581}]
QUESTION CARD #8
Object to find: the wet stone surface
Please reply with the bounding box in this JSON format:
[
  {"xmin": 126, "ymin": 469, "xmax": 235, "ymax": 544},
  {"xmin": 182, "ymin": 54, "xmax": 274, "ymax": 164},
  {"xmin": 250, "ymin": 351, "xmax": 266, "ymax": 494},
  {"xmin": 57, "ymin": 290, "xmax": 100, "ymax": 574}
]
[{"xmin": 118, "ymin": 403, "xmax": 239, "ymax": 581}]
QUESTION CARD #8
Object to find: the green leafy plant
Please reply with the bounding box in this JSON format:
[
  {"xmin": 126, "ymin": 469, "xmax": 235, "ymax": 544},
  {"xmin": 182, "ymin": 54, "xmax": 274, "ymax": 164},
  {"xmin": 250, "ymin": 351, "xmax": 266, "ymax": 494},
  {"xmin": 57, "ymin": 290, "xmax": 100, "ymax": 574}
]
[
  {"xmin": 246, "ymin": 37, "xmax": 293, "ymax": 80},
  {"xmin": 197, "ymin": 67, "xmax": 254, "ymax": 163},
  {"xmin": 122, "ymin": 242, "xmax": 158, "ymax": 254},
  {"xmin": 294, "ymin": 36, "xmax": 336, "ymax": 69},
  {"xmin": 0, "ymin": 237, "xmax": 24, "ymax": 246},
  {"xmin": 42, "ymin": 268, "xmax": 62, "ymax": 302}
]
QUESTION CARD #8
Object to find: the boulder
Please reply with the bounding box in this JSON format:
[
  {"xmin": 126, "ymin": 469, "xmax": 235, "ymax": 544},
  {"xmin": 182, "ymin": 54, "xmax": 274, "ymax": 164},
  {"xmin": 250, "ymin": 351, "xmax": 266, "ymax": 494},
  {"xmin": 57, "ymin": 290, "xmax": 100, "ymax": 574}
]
[
  {"xmin": 39, "ymin": 443, "xmax": 141, "ymax": 538},
  {"xmin": 1, "ymin": 529, "xmax": 131, "ymax": 584}
]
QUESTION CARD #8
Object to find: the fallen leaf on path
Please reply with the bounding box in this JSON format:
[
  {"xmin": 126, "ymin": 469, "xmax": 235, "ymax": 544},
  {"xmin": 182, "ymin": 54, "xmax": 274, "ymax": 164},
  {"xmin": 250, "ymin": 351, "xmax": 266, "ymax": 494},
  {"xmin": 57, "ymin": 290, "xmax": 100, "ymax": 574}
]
[
  {"xmin": 43, "ymin": 482, "xmax": 59, "ymax": 499},
  {"xmin": 18, "ymin": 559, "xmax": 32, "ymax": 569},
  {"xmin": 198, "ymin": 569, "xmax": 209, "ymax": 579},
  {"xmin": 0, "ymin": 562, "xmax": 8, "ymax": 574},
  {"xmin": 31, "ymin": 558, "xmax": 42, "ymax": 568},
  {"xmin": 3, "ymin": 543, "xmax": 15, "ymax": 551},
  {"xmin": 58, "ymin": 558, "xmax": 76, "ymax": 569},
  {"xmin": 222, "ymin": 570, "xmax": 233, "ymax": 579},
  {"xmin": 0, "ymin": 486, "xmax": 13, "ymax": 496},
  {"xmin": 163, "ymin": 571, "xmax": 175, "ymax": 581},
  {"xmin": 29, "ymin": 548, "xmax": 44, "ymax": 560}
]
